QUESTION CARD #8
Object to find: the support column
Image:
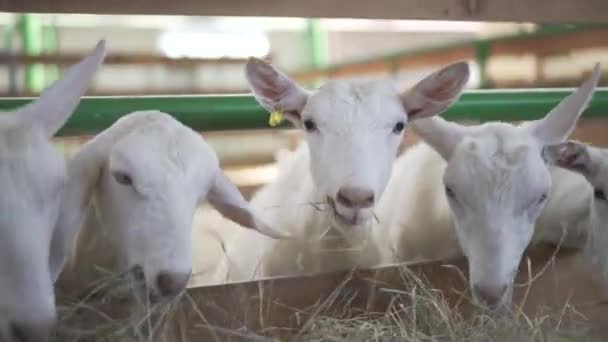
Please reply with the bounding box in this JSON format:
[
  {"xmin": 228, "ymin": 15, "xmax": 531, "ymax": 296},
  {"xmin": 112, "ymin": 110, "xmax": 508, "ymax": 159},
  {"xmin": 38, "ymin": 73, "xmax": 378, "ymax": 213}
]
[{"xmin": 20, "ymin": 14, "xmax": 45, "ymax": 93}]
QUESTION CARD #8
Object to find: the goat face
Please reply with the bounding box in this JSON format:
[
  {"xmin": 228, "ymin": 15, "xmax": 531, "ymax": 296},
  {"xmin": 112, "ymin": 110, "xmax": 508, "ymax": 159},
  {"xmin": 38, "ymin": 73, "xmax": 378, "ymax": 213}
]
[
  {"xmin": 412, "ymin": 64, "xmax": 600, "ymax": 310},
  {"xmin": 246, "ymin": 58, "xmax": 470, "ymax": 231},
  {"xmin": 58, "ymin": 111, "xmax": 287, "ymax": 302}
]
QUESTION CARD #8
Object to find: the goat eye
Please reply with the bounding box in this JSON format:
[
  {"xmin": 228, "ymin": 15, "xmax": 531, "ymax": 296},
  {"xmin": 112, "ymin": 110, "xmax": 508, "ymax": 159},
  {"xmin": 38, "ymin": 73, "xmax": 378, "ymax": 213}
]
[
  {"xmin": 303, "ymin": 119, "xmax": 317, "ymax": 132},
  {"xmin": 113, "ymin": 171, "xmax": 133, "ymax": 186},
  {"xmin": 393, "ymin": 121, "xmax": 405, "ymax": 134},
  {"xmin": 537, "ymin": 193, "xmax": 548, "ymax": 204},
  {"xmin": 594, "ymin": 188, "xmax": 606, "ymax": 201},
  {"xmin": 445, "ymin": 185, "xmax": 455, "ymax": 198}
]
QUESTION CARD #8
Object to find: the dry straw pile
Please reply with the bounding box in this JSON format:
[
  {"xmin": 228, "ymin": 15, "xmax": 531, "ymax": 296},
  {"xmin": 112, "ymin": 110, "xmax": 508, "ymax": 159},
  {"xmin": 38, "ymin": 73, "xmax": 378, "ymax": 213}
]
[{"xmin": 51, "ymin": 264, "xmax": 597, "ymax": 342}]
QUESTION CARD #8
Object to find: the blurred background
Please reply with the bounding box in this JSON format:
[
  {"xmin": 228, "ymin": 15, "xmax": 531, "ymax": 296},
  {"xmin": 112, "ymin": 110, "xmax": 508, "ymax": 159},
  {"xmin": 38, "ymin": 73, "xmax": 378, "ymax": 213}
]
[{"xmin": 1, "ymin": 13, "xmax": 607, "ymax": 196}]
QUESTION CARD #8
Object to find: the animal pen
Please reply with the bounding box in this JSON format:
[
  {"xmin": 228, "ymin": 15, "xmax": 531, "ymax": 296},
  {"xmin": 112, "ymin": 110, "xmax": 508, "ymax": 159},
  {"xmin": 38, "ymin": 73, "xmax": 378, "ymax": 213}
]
[{"xmin": 3, "ymin": 1, "xmax": 608, "ymax": 341}]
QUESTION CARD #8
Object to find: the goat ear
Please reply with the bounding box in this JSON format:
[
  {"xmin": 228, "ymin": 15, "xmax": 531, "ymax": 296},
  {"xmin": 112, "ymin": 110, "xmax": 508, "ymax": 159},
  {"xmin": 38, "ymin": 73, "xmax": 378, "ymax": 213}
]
[
  {"xmin": 523, "ymin": 64, "xmax": 600, "ymax": 145},
  {"xmin": 400, "ymin": 61, "xmax": 469, "ymax": 120},
  {"xmin": 245, "ymin": 57, "xmax": 309, "ymax": 126},
  {"xmin": 19, "ymin": 40, "xmax": 106, "ymax": 138},
  {"xmin": 49, "ymin": 137, "xmax": 107, "ymax": 282},
  {"xmin": 207, "ymin": 170, "xmax": 291, "ymax": 239},
  {"xmin": 411, "ymin": 116, "xmax": 470, "ymax": 160},
  {"xmin": 542, "ymin": 141, "xmax": 594, "ymax": 176}
]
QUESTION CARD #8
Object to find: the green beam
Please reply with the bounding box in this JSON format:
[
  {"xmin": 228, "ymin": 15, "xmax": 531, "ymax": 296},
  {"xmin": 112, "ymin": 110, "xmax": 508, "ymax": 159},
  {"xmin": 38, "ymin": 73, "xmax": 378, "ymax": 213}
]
[
  {"xmin": 3, "ymin": 20, "xmax": 18, "ymax": 95},
  {"xmin": 0, "ymin": 89, "xmax": 607, "ymax": 136},
  {"xmin": 42, "ymin": 23, "xmax": 59, "ymax": 86},
  {"xmin": 305, "ymin": 19, "xmax": 328, "ymax": 70},
  {"xmin": 19, "ymin": 14, "xmax": 45, "ymax": 93},
  {"xmin": 474, "ymin": 40, "xmax": 492, "ymax": 89},
  {"xmin": 304, "ymin": 19, "xmax": 328, "ymax": 88}
]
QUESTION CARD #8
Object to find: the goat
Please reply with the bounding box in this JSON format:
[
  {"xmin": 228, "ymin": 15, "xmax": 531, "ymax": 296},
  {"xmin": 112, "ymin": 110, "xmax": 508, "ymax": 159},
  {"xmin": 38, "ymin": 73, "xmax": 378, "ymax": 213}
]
[
  {"xmin": 374, "ymin": 65, "xmax": 600, "ymax": 310},
  {"xmin": 543, "ymin": 140, "xmax": 608, "ymax": 295},
  {"xmin": 223, "ymin": 58, "xmax": 471, "ymax": 280},
  {"xmin": 0, "ymin": 40, "xmax": 105, "ymax": 342},
  {"xmin": 51, "ymin": 110, "xmax": 287, "ymax": 302}
]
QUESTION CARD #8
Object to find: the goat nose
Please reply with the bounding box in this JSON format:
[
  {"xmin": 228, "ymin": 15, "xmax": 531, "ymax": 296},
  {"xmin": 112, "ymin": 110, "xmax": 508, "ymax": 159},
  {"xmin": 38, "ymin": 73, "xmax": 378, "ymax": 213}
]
[
  {"xmin": 155, "ymin": 271, "xmax": 191, "ymax": 298},
  {"xmin": 472, "ymin": 283, "xmax": 508, "ymax": 308},
  {"xmin": 336, "ymin": 187, "xmax": 375, "ymax": 209},
  {"xmin": 10, "ymin": 316, "xmax": 55, "ymax": 342}
]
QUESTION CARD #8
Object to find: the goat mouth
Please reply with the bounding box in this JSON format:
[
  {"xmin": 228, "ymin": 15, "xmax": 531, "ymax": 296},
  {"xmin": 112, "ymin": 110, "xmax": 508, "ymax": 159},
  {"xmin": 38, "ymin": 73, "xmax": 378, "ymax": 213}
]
[
  {"xmin": 129, "ymin": 265, "xmax": 162, "ymax": 304},
  {"xmin": 327, "ymin": 197, "xmax": 361, "ymax": 226},
  {"xmin": 472, "ymin": 284, "xmax": 514, "ymax": 313}
]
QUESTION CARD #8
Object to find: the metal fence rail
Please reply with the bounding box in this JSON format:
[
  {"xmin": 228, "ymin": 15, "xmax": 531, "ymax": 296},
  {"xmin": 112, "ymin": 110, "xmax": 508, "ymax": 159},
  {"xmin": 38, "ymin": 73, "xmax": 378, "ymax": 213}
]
[{"xmin": 0, "ymin": 88, "xmax": 607, "ymax": 136}]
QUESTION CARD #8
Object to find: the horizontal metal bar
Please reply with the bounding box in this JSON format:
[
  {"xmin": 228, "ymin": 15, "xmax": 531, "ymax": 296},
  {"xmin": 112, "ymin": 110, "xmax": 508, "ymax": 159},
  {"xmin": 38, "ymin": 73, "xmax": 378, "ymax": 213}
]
[
  {"xmin": 1, "ymin": 88, "xmax": 607, "ymax": 137},
  {"xmin": 443, "ymin": 88, "xmax": 608, "ymax": 122},
  {"xmin": 3, "ymin": 0, "xmax": 608, "ymax": 24},
  {"xmin": 0, "ymin": 53, "xmax": 252, "ymax": 67}
]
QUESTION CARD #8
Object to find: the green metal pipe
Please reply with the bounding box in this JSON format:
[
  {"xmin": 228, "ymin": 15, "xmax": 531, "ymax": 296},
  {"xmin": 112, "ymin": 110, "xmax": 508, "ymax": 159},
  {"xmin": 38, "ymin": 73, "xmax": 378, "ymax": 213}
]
[
  {"xmin": 3, "ymin": 19, "xmax": 18, "ymax": 95},
  {"xmin": 304, "ymin": 19, "xmax": 328, "ymax": 88},
  {"xmin": 305, "ymin": 19, "xmax": 328, "ymax": 70},
  {"xmin": 0, "ymin": 89, "xmax": 607, "ymax": 137},
  {"xmin": 42, "ymin": 22, "xmax": 59, "ymax": 86},
  {"xmin": 474, "ymin": 41, "xmax": 492, "ymax": 89},
  {"xmin": 20, "ymin": 14, "xmax": 45, "ymax": 93},
  {"xmin": 442, "ymin": 88, "xmax": 608, "ymax": 122}
]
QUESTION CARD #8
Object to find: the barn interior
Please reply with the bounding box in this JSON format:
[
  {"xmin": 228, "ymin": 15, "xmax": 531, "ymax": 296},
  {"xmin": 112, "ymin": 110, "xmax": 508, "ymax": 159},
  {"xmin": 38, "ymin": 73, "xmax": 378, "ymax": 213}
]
[{"xmin": 1, "ymin": 4, "xmax": 608, "ymax": 341}]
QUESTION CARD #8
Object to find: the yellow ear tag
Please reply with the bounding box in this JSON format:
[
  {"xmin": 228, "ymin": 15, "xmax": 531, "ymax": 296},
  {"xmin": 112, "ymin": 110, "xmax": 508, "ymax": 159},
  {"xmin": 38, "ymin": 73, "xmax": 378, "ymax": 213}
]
[{"xmin": 269, "ymin": 108, "xmax": 284, "ymax": 127}]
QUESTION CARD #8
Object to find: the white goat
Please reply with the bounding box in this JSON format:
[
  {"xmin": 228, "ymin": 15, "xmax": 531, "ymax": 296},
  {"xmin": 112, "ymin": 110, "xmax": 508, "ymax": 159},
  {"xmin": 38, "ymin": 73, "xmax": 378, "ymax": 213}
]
[
  {"xmin": 376, "ymin": 144, "xmax": 592, "ymax": 263},
  {"xmin": 0, "ymin": 41, "xmax": 105, "ymax": 342},
  {"xmin": 50, "ymin": 110, "xmax": 286, "ymax": 302},
  {"xmin": 375, "ymin": 65, "xmax": 600, "ymax": 310},
  {"xmin": 543, "ymin": 140, "xmax": 608, "ymax": 294},
  {"xmin": 189, "ymin": 204, "xmax": 237, "ymax": 286},
  {"xmin": 223, "ymin": 58, "xmax": 471, "ymax": 281}
]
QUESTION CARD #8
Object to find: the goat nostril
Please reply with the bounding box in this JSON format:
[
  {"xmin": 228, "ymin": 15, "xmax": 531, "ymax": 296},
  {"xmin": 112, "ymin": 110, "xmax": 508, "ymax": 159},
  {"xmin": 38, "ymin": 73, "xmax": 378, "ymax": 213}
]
[
  {"xmin": 156, "ymin": 273, "xmax": 174, "ymax": 297},
  {"xmin": 364, "ymin": 194, "xmax": 375, "ymax": 206},
  {"xmin": 156, "ymin": 272, "xmax": 190, "ymax": 298},
  {"xmin": 473, "ymin": 284, "xmax": 507, "ymax": 308},
  {"xmin": 336, "ymin": 187, "xmax": 375, "ymax": 209},
  {"xmin": 337, "ymin": 190, "xmax": 353, "ymax": 208}
]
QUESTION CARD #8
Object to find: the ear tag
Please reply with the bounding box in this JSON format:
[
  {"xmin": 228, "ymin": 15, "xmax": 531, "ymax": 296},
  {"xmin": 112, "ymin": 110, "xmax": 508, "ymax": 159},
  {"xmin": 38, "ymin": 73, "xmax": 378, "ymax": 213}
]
[{"xmin": 269, "ymin": 107, "xmax": 284, "ymax": 127}]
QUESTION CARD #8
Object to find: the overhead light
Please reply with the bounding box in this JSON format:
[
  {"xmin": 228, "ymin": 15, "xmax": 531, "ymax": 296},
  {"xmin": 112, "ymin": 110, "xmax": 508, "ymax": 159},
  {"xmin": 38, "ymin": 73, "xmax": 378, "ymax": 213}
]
[{"xmin": 158, "ymin": 28, "xmax": 270, "ymax": 59}]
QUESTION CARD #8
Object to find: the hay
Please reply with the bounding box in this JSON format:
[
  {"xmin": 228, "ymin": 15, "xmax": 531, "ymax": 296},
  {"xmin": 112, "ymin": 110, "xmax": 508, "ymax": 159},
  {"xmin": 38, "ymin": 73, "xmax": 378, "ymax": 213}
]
[
  {"xmin": 52, "ymin": 266, "xmax": 188, "ymax": 342},
  {"xmin": 295, "ymin": 268, "xmax": 594, "ymax": 342},
  {"xmin": 51, "ymin": 265, "xmax": 598, "ymax": 342}
]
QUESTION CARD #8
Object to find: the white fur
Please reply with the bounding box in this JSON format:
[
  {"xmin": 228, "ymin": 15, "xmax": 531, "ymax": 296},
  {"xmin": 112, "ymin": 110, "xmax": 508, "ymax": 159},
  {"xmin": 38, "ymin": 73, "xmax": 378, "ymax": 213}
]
[
  {"xmin": 221, "ymin": 59, "xmax": 470, "ymax": 280},
  {"xmin": 224, "ymin": 142, "xmax": 383, "ymax": 280},
  {"xmin": 543, "ymin": 141, "xmax": 608, "ymax": 294},
  {"xmin": 0, "ymin": 40, "xmax": 104, "ymax": 342},
  {"xmin": 189, "ymin": 204, "xmax": 236, "ymax": 286},
  {"xmin": 376, "ymin": 64, "xmax": 600, "ymax": 310},
  {"xmin": 375, "ymin": 142, "xmax": 591, "ymax": 269},
  {"xmin": 51, "ymin": 110, "xmax": 285, "ymax": 300}
]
